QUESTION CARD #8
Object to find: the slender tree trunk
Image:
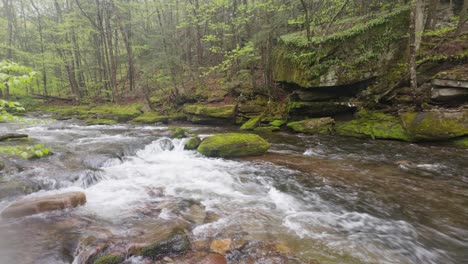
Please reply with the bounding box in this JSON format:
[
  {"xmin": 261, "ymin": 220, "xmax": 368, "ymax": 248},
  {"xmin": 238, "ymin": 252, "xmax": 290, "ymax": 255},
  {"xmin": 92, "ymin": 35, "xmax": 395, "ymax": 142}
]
[
  {"xmin": 30, "ymin": 0, "xmax": 48, "ymax": 96},
  {"xmin": 299, "ymin": 0, "xmax": 311, "ymax": 47},
  {"xmin": 456, "ymin": 0, "xmax": 468, "ymax": 36},
  {"xmin": 409, "ymin": 0, "xmax": 418, "ymax": 94},
  {"xmin": 424, "ymin": 0, "xmax": 439, "ymax": 30}
]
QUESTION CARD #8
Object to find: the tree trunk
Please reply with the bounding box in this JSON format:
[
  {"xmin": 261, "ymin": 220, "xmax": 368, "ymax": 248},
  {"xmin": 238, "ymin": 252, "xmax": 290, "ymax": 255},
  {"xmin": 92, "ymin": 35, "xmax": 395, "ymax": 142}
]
[
  {"xmin": 456, "ymin": 0, "xmax": 467, "ymax": 36},
  {"xmin": 409, "ymin": 0, "xmax": 418, "ymax": 94},
  {"xmin": 424, "ymin": 0, "xmax": 439, "ymax": 30}
]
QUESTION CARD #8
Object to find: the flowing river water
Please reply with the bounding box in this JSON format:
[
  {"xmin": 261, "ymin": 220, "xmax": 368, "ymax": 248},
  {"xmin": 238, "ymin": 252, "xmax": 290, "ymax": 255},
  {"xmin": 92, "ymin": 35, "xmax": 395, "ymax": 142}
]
[{"xmin": 0, "ymin": 115, "xmax": 467, "ymax": 264}]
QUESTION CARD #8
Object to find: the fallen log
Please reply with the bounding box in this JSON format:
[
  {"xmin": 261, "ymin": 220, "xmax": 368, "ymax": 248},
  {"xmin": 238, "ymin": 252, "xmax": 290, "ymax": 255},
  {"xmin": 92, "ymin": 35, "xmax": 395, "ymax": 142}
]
[
  {"xmin": 0, "ymin": 133, "xmax": 28, "ymax": 141},
  {"xmin": 31, "ymin": 93, "xmax": 74, "ymax": 102}
]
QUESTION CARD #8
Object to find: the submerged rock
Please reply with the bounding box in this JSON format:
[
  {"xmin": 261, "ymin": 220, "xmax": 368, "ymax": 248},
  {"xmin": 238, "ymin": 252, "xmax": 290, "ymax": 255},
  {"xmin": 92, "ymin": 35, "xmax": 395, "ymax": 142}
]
[
  {"xmin": 335, "ymin": 110, "xmax": 410, "ymax": 141},
  {"xmin": 200, "ymin": 253, "xmax": 227, "ymax": 264},
  {"xmin": 170, "ymin": 127, "xmax": 189, "ymax": 139},
  {"xmin": 184, "ymin": 137, "xmax": 202, "ymax": 150},
  {"xmin": 85, "ymin": 118, "xmax": 118, "ymax": 126},
  {"xmin": 210, "ymin": 239, "xmax": 232, "ymax": 255},
  {"xmin": 400, "ymin": 110, "xmax": 468, "ymax": 141},
  {"xmin": 1, "ymin": 192, "xmax": 87, "ymax": 218},
  {"xmin": 287, "ymin": 117, "xmax": 334, "ymax": 135},
  {"xmin": 0, "ymin": 133, "xmax": 28, "ymax": 141},
  {"xmin": 197, "ymin": 133, "xmax": 270, "ymax": 158},
  {"xmin": 139, "ymin": 229, "xmax": 191, "ymax": 259}
]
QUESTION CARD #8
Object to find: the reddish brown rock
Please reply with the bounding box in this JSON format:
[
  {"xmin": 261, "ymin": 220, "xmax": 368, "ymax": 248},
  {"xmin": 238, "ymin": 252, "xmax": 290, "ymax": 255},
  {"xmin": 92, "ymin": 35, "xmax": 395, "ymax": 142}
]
[
  {"xmin": 200, "ymin": 253, "xmax": 227, "ymax": 264},
  {"xmin": 1, "ymin": 192, "xmax": 86, "ymax": 218}
]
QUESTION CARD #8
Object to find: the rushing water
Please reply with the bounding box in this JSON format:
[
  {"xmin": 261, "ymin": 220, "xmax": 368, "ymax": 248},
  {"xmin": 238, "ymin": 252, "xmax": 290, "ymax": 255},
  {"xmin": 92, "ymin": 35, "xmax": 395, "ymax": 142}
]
[{"xmin": 0, "ymin": 115, "xmax": 467, "ymax": 264}]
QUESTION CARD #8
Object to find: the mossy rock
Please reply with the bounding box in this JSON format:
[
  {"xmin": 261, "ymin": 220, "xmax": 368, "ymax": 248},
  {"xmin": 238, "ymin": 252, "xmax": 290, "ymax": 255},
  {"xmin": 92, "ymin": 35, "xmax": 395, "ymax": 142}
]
[
  {"xmin": 450, "ymin": 137, "xmax": 468, "ymax": 148},
  {"xmin": 94, "ymin": 255, "xmax": 124, "ymax": 264},
  {"xmin": 0, "ymin": 162, "xmax": 4, "ymax": 170},
  {"xmin": 400, "ymin": 110, "xmax": 468, "ymax": 141},
  {"xmin": 240, "ymin": 115, "xmax": 263, "ymax": 130},
  {"xmin": 132, "ymin": 112, "xmax": 169, "ymax": 124},
  {"xmin": 85, "ymin": 118, "xmax": 118, "ymax": 126},
  {"xmin": 183, "ymin": 104, "xmax": 236, "ymax": 118},
  {"xmin": 197, "ymin": 133, "xmax": 270, "ymax": 158},
  {"xmin": 170, "ymin": 127, "xmax": 189, "ymax": 139},
  {"xmin": 287, "ymin": 118, "xmax": 334, "ymax": 135},
  {"xmin": 335, "ymin": 110, "xmax": 410, "ymax": 141},
  {"xmin": 269, "ymin": 120, "xmax": 286, "ymax": 128},
  {"xmin": 140, "ymin": 229, "xmax": 191, "ymax": 258},
  {"xmin": 184, "ymin": 137, "xmax": 201, "ymax": 150}
]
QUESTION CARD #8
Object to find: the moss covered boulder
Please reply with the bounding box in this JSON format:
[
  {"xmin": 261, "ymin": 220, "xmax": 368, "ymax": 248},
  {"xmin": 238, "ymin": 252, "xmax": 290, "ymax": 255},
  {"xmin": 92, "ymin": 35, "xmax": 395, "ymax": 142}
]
[
  {"xmin": 132, "ymin": 112, "xmax": 169, "ymax": 124},
  {"xmin": 240, "ymin": 115, "xmax": 263, "ymax": 130},
  {"xmin": 184, "ymin": 137, "xmax": 201, "ymax": 150},
  {"xmin": 287, "ymin": 118, "xmax": 334, "ymax": 135},
  {"xmin": 335, "ymin": 110, "xmax": 410, "ymax": 141},
  {"xmin": 94, "ymin": 255, "xmax": 124, "ymax": 264},
  {"xmin": 197, "ymin": 133, "xmax": 270, "ymax": 158},
  {"xmin": 401, "ymin": 110, "xmax": 468, "ymax": 141},
  {"xmin": 170, "ymin": 127, "xmax": 190, "ymax": 139},
  {"xmin": 450, "ymin": 137, "xmax": 468, "ymax": 148},
  {"xmin": 183, "ymin": 104, "xmax": 237, "ymax": 125}
]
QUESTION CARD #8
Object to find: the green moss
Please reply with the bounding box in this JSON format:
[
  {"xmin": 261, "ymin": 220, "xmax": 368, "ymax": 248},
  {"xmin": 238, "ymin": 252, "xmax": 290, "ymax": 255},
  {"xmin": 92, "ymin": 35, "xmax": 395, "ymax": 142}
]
[
  {"xmin": 183, "ymin": 104, "xmax": 236, "ymax": 118},
  {"xmin": 184, "ymin": 137, "xmax": 201, "ymax": 150},
  {"xmin": 240, "ymin": 115, "xmax": 262, "ymax": 130},
  {"xmin": 401, "ymin": 111, "xmax": 468, "ymax": 141},
  {"xmin": 170, "ymin": 127, "xmax": 189, "ymax": 139},
  {"xmin": 287, "ymin": 118, "xmax": 334, "ymax": 135},
  {"xmin": 94, "ymin": 255, "xmax": 124, "ymax": 264},
  {"xmin": 288, "ymin": 102, "xmax": 356, "ymax": 117},
  {"xmin": 335, "ymin": 110, "xmax": 411, "ymax": 141},
  {"xmin": 0, "ymin": 144, "xmax": 52, "ymax": 160},
  {"xmin": 132, "ymin": 112, "xmax": 169, "ymax": 124},
  {"xmin": 197, "ymin": 133, "xmax": 270, "ymax": 158},
  {"xmin": 270, "ymin": 120, "xmax": 286, "ymax": 127},
  {"xmin": 85, "ymin": 118, "xmax": 118, "ymax": 125},
  {"xmin": 141, "ymin": 229, "xmax": 190, "ymax": 258},
  {"xmin": 450, "ymin": 137, "xmax": 468, "ymax": 148},
  {"xmin": 38, "ymin": 104, "xmax": 143, "ymax": 122},
  {"xmin": 0, "ymin": 162, "xmax": 4, "ymax": 170}
]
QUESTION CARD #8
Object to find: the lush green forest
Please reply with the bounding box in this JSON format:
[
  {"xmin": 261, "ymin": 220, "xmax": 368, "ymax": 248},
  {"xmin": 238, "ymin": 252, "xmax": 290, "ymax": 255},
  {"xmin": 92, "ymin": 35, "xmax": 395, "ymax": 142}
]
[{"xmin": 0, "ymin": 0, "xmax": 463, "ymax": 103}]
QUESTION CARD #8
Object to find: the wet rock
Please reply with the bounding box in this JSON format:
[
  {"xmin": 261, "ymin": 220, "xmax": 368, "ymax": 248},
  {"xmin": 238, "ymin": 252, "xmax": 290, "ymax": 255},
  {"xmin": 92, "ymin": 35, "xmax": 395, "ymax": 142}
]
[
  {"xmin": 197, "ymin": 133, "xmax": 270, "ymax": 158},
  {"xmin": 240, "ymin": 115, "xmax": 262, "ymax": 130},
  {"xmin": 94, "ymin": 254, "xmax": 124, "ymax": 264},
  {"xmin": 253, "ymin": 126, "xmax": 280, "ymax": 133},
  {"xmin": 1, "ymin": 192, "xmax": 87, "ymax": 218},
  {"xmin": 170, "ymin": 127, "xmax": 189, "ymax": 139},
  {"xmin": 0, "ymin": 180, "xmax": 34, "ymax": 200},
  {"xmin": 0, "ymin": 162, "xmax": 4, "ymax": 170},
  {"xmin": 287, "ymin": 117, "xmax": 334, "ymax": 135},
  {"xmin": 85, "ymin": 119, "xmax": 118, "ymax": 126},
  {"xmin": 400, "ymin": 110, "xmax": 468, "ymax": 141},
  {"xmin": 183, "ymin": 204, "xmax": 206, "ymax": 224},
  {"xmin": 269, "ymin": 120, "xmax": 286, "ymax": 128},
  {"xmin": 210, "ymin": 239, "xmax": 231, "ymax": 255},
  {"xmin": 200, "ymin": 253, "xmax": 227, "ymax": 264},
  {"xmin": 335, "ymin": 110, "xmax": 410, "ymax": 141},
  {"xmin": 140, "ymin": 229, "xmax": 191, "ymax": 259},
  {"xmin": 184, "ymin": 137, "xmax": 201, "ymax": 150},
  {"xmin": 0, "ymin": 133, "xmax": 28, "ymax": 141}
]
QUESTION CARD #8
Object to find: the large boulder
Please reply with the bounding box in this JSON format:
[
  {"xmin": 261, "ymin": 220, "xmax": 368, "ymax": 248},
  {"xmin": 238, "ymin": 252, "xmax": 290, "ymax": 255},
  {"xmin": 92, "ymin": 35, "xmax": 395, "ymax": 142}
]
[
  {"xmin": 400, "ymin": 110, "xmax": 468, "ymax": 141},
  {"xmin": 1, "ymin": 192, "xmax": 87, "ymax": 218},
  {"xmin": 197, "ymin": 133, "xmax": 270, "ymax": 158},
  {"xmin": 287, "ymin": 117, "xmax": 334, "ymax": 135},
  {"xmin": 335, "ymin": 110, "xmax": 410, "ymax": 141}
]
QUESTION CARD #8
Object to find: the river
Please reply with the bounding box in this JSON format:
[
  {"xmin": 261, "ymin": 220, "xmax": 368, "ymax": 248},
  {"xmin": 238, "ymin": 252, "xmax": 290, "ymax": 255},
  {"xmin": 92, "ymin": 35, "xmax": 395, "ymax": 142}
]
[{"xmin": 0, "ymin": 114, "xmax": 467, "ymax": 264}]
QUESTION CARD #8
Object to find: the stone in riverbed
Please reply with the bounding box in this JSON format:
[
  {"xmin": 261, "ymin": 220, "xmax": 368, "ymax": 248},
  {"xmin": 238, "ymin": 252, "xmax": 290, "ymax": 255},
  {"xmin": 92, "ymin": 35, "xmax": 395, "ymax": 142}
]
[
  {"xmin": 240, "ymin": 115, "xmax": 263, "ymax": 130},
  {"xmin": 287, "ymin": 117, "xmax": 334, "ymax": 135},
  {"xmin": 93, "ymin": 254, "xmax": 124, "ymax": 264},
  {"xmin": 210, "ymin": 239, "xmax": 232, "ymax": 255},
  {"xmin": 197, "ymin": 133, "xmax": 270, "ymax": 158},
  {"xmin": 1, "ymin": 192, "xmax": 86, "ymax": 218},
  {"xmin": 140, "ymin": 229, "xmax": 191, "ymax": 259},
  {"xmin": 200, "ymin": 253, "xmax": 227, "ymax": 264},
  {"xmin": 184, "ymin": 136, "xmax": 202, "ymax": 150}
]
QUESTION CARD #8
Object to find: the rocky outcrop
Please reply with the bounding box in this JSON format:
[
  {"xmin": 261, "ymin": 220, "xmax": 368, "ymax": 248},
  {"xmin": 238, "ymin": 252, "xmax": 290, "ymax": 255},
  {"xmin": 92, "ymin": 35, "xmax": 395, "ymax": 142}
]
[
  {"xmin": 183, "ymin": 104, "xmax": 237, "ymax": 125},
  {"xmin": 1, "ymin": 192, "xmax": 87, "ymax": 218},
  {"xmin": 288, "ymin": 101, "xmax": 357, "ymax": 118},
  {"xmin": 401, "ymin": 110, "xmax": 468, "ymax": 141},
  {"xmin": 287, "ymin": 117, "xmax": 334, "ymax": 135},
  {"xmin": 197, "ymin": 133, "xmax": 270, "ymax": 158},
  {"xmin": 431, "ymin": 66, "xmax": 468, "ymax": 103},
  {"xmin": 132, "ymin": 112, "xmax": 169, "ymax": 124},
  {"xmin": 273, "ymin": 7, "xmax": 409, "ymax": 89}
]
